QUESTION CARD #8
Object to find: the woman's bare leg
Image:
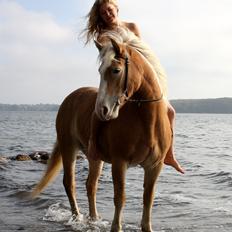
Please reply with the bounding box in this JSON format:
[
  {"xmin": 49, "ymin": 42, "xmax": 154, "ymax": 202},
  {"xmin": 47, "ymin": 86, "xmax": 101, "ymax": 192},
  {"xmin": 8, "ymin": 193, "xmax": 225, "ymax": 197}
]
[{"xmin": 164, "ymin": 104, "xmax": 185, "ymax": 174}]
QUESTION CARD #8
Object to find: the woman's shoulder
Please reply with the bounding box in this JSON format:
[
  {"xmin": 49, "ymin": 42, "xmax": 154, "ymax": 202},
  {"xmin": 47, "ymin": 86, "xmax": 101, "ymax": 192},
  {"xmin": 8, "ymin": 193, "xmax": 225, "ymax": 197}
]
[{"xmin": 121, "ymin": 21, "xmax": 141, "ymax": 38}]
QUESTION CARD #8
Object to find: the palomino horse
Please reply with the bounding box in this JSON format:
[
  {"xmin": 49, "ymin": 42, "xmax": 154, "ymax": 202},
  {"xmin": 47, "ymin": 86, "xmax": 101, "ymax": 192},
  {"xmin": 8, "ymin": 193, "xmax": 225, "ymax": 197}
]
[{"xmin": 31, "ymin": 39, "xmax": 172, "ymax": 232}]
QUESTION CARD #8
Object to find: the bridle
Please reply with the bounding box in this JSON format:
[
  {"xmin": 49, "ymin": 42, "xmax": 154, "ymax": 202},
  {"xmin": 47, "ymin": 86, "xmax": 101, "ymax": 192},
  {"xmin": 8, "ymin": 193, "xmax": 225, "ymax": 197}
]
[{"xmin": 116, "ymin": 55, "xmax": 163, "ymax": 106}]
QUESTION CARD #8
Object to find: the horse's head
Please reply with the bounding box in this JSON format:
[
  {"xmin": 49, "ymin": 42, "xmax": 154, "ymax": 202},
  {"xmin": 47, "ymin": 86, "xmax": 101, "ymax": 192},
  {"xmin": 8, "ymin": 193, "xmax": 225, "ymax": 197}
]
[{"xmin": 94, "ymin": 39, "xmax": 140, "ymax": 121}]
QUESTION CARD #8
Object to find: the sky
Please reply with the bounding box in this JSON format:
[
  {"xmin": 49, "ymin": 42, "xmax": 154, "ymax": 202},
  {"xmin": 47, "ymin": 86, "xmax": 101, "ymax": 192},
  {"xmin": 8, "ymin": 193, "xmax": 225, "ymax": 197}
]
[{"xmin": 0, "ymin": 0, "xmax": 231, "ymax": 104}]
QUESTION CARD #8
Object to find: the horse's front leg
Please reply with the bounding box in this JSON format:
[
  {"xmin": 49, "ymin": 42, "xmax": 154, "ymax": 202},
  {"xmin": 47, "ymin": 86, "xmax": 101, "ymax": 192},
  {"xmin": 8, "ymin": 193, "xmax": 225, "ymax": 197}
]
[
  {"xmin": 141, "ymin": 162, "xmax": 163, "ymax": 232},
  {"xmin": 86, "ymin": 159, "xmax": 104, "ymax": 220},
  {"xmin": 111, "ymin": 160, "xmax": 127, "ymax": 232}
]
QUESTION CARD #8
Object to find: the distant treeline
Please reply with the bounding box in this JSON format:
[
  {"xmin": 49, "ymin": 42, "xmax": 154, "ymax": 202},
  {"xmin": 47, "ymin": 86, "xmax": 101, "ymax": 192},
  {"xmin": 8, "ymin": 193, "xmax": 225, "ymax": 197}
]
[
  {"xmin": 0, "ymin": 104, "xmax": 59, "ymax": 111},
  {"xmin": 0, "ymin": 98, "xmax": 232, "ymax": 113},
  {"xmin": 170, "ymin": 97, "xmax": 232, "ymax": 114}
]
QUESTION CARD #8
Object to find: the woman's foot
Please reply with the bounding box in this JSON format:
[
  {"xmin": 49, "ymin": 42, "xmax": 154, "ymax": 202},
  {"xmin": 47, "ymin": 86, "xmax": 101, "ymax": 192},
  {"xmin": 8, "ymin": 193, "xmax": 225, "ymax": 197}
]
[{"xmin": 164, "ymin": 151, "xmax": 185, "ymax": 174}]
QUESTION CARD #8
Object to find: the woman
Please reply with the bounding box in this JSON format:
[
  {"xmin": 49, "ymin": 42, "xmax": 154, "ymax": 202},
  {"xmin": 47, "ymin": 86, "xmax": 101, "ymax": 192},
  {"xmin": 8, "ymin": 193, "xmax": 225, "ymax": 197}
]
[{"xmin": 84, "ymin": 0, "xmax": 184, "ymax": 174}]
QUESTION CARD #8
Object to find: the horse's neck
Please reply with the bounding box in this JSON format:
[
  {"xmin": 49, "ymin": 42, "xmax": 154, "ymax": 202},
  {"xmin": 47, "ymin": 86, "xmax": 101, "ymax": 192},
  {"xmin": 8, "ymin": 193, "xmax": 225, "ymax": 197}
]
[
  {"xmin": 131, "ymin": 50, "xmax": 166, "ymax": 146},
  {"xmin": 134, "ymin": 51, "xmax": 162, "ymax": 102}
]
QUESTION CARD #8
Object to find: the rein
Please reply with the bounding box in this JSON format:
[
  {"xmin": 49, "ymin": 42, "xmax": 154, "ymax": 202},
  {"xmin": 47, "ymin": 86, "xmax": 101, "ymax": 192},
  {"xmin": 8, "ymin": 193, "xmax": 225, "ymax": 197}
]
[{"xmin": 117, "ymin": 55, "xmax": 163, "ymax": 106}]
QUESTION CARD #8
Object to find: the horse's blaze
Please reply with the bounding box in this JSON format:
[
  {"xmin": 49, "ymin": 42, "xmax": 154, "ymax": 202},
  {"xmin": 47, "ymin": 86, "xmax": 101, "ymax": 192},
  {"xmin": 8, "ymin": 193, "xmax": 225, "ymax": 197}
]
[{"xmin": 96, "ymin": 58, "xmax": 122, "ymax": 121}]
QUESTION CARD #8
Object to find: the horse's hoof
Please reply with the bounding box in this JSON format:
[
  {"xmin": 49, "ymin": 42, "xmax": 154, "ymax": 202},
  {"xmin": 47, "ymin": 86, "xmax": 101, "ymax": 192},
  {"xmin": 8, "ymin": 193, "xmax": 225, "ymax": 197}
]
[
  {"xmin": 141, "ymin": 224, "xmax": 153, "ymax": 232},
  {"xmin": 141, "ymin": 227, "xmax": 153, "ymax": 232},
  {"xmin": 110, "ymin": 225, "xmax": 123, "ymax": 232},
  {"xmin": 88, "ymin": 214, "xmax": 102, "ymax": 221},
  {"xmin": 71, "ymin": 213, "xmax": 84, "ymax": 222}
]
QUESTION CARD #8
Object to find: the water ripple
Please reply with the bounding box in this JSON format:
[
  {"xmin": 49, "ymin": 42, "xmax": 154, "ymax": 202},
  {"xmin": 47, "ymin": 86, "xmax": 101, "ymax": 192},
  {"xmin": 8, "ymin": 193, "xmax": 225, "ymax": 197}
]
[{"xmin": 1, "ymin": 112, "xmax": 232, "ymax": 231}]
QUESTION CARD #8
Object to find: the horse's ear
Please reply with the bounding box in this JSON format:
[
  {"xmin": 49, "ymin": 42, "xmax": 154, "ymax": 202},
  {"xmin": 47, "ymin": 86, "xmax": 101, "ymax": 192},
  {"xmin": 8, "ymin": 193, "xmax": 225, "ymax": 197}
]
[
  {"xmin": 110, "ymin": 38, "xmax": 120, "ymax": 56},
  {"xmin": 94, "ymin": 39, "xmax": 103, "ymax": 51}
]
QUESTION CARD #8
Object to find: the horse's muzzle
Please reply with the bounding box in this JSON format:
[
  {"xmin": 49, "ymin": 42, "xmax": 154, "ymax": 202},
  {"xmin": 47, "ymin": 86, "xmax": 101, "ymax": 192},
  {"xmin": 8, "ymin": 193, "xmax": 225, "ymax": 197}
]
[{"xmin": 95, "ymin": 101, "xmax": 119, "ymax": 121}]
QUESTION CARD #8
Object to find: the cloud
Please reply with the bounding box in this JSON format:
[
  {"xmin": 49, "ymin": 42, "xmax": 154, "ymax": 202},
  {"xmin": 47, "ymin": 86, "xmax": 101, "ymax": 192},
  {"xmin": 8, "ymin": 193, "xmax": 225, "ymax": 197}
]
[
  {"xmin": 0, "ymin": 0, "xmax": 231, "ymax": 103},
  {"xmin": 0, "ymin": 2, "xmax": 73, "ymax": 51},
  {"xmin": 118, "ymin": 0, "xmax": 232, "ymax": 98},
  {"xmin": 0, "ymin": 1, "xmax": 99, "ymax": 104}
]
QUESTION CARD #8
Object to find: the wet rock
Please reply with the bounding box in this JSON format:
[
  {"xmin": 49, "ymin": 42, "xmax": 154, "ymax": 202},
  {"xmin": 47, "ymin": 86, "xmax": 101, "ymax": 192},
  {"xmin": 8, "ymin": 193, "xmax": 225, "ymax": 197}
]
[
  {"xmin": 0, "ymin": 156, "xmax": 8, "ymax": 163},
  {"xmin": 29, "ymin": 151, "xmax": 50, "ymax": 161},
  {"xmin": 0, "ymin": 151, "xmax": 50, "ymax": 164},
  {"xmin": 15, "ymin": 154, "xmax": 31, "ymax": 161}
]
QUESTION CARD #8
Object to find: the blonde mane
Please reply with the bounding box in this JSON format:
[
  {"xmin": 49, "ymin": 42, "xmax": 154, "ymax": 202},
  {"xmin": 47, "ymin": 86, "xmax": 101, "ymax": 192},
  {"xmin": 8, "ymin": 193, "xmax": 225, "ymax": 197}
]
[{"xmin": 99, "ymin": 26, "xmax": 168, "ymax": 97}]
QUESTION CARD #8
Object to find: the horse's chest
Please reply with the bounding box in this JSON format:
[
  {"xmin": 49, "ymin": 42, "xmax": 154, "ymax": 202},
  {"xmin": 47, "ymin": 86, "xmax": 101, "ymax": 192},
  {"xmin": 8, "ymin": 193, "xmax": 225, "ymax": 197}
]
[{"xmin": 99, "ymin": 120, "xmax": 152, "ymax": 164}]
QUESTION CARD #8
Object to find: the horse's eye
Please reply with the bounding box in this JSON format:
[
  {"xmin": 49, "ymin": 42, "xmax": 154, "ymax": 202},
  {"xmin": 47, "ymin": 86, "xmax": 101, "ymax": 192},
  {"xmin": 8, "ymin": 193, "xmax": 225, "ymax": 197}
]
[{"xmin": 112, "ymin": 68, "xmax": 121, "ymax": 74}]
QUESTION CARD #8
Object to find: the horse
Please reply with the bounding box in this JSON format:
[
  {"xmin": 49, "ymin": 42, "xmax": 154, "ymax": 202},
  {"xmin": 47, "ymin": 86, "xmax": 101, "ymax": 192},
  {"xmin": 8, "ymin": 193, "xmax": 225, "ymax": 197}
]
[{"xmin": 31, "ymin": 38, "xmax": 172, "ymax": 232}]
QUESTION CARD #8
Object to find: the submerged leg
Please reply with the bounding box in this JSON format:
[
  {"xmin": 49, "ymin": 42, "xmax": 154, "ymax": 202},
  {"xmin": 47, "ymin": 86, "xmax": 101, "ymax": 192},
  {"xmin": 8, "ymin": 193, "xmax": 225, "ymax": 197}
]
[
  {"xmin": 86, "ymin": 159, "xmax": 104, "ymax": 220},
  {"xmin": 62, "ymin": 151, "xmax": 80, "ymax": 216},
  {"xmin": 111, "ymin": 160, "xmax": 127, "ymax": 232},
  {"xmin": 141, "ymin": 162, "xmax": 163, "ymax": 232}
]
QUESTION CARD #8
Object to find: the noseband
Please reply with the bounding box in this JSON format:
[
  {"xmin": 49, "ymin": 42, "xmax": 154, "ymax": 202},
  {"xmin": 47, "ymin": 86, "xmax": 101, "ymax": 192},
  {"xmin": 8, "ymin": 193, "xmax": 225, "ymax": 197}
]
[{"xmin": 116, "ymin": 55, "xmax": 163, "ymax": 106}]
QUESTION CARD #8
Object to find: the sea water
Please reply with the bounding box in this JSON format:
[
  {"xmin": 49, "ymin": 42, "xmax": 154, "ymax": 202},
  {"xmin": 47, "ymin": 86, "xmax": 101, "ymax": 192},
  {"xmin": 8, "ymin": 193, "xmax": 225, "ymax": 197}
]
[{"xmin": 0, "ymin": 111, "xmax": 231, "ymax": 231}]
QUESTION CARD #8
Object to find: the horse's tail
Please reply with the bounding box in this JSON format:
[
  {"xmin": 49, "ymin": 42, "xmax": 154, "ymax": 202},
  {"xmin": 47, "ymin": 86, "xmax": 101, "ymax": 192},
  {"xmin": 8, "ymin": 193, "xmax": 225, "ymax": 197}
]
[{"xmin": 30, "ymin": 142, "xmax": 62, "ymax": 198}]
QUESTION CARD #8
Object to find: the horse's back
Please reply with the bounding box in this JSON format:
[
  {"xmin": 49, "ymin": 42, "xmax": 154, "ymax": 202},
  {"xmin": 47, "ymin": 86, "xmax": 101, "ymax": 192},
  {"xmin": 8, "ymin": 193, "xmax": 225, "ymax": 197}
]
[{"xmin": 56, "ymin": 87, "xmax": 98, "ymax": 151}]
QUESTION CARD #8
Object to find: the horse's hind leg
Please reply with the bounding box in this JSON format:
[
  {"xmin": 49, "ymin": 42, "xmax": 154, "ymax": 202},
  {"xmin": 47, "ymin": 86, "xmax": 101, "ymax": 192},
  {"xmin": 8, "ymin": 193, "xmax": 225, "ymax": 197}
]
[
  {"xmin": 141, "ymin": 162, "xmax": 163, "ymax": 232},
  {"xmin": 62, "ymin": 149, "xmax": 80, "ymax": 216},
  {"xmin": 86, "ymin": 159, "xmax": 104, "ymax": 220},
  {"xmin": 111, "ymin": 160, "xmax": 127, "ymax": 232}
]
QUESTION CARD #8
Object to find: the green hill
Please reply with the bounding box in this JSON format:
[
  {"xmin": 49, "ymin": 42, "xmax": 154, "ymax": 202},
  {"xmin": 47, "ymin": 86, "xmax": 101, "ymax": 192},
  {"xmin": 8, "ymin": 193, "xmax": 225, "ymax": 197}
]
[
  {"xmin": 170, "ymin": 98, "xmax": 232, "ymax": 114},
  {"xmin": 0, "ymin": 104, "xmax": 59, "ymax": 111}
]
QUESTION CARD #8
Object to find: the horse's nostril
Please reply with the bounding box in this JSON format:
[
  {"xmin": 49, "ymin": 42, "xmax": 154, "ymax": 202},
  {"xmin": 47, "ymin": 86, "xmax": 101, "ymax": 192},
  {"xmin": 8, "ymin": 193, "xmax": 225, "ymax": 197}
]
[{"xmin": 102, "ymin": 106, "xmax": 108, "ymax": 117}]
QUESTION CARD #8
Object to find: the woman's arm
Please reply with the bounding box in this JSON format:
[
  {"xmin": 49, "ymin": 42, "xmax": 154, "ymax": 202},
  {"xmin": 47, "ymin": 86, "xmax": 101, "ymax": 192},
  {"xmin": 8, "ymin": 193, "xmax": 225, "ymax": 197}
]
[{"xmin": 125, "ymin": 22, "xmax": 141, "ymax": 38}]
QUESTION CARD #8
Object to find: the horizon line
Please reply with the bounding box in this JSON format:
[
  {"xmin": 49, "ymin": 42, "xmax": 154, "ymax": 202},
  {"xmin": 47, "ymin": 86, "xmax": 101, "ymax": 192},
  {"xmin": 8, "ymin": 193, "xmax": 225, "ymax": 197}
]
[{"xmin": 0, "ymin": 97, "xmax": 232, "ymax": 105}]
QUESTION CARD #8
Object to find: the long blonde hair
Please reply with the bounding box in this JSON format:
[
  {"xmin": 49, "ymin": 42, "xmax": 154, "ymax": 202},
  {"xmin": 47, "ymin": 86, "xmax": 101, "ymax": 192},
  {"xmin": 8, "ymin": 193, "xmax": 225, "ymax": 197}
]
[
  {"xmin": 83, "ymin": 0, "xmax": 168, "ymax": 97},
  {"xmin": 83, "ymin": 0, "xmax": 118, "ymax": 44}
]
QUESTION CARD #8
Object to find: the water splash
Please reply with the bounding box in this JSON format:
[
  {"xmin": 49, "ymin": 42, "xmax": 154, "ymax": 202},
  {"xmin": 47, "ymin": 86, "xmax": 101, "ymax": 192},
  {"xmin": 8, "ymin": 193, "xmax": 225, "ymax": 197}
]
[
  {"xmin": 42, "ymin": 203, "xmax": 144, "ymax": 231},
  {"xmin": 67, "ymin": 215, "xmax": 110, "ymax": 232},
  {"xmin": 43, "ymin": 203, "xmax": 110, "ymax": 231},
  {"xmin": 43, "ymin": 202, "xmax": 72, "ymax": 222}
]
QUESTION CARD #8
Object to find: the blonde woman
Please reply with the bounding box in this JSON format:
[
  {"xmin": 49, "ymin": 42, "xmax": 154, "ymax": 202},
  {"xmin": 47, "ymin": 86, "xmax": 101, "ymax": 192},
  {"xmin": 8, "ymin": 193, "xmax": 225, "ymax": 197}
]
[{"xmin": 84, "ymin": 0, "xmax": 184, "ymax": 174}]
